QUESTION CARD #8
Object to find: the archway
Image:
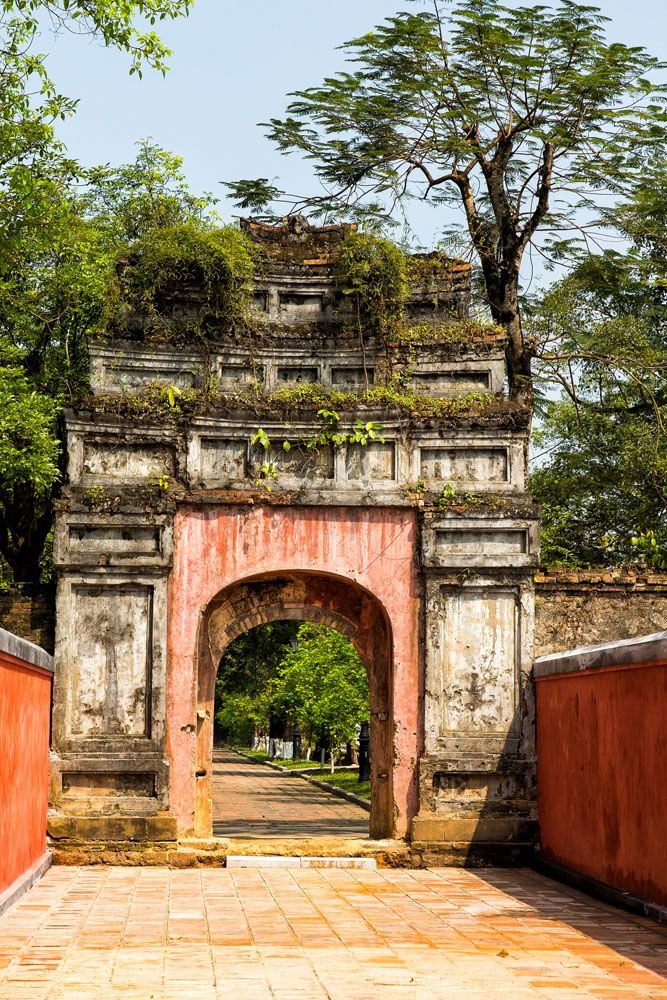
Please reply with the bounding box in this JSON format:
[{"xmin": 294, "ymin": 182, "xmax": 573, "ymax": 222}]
[{"xmin": 195, "ymin": 571, "xmax": 394, "ymax": 839}]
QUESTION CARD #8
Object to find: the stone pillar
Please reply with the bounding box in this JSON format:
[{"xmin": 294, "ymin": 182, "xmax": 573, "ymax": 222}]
[
  {"xmin": 411, "ymin": 509, "xmax": 540, "ymax": 861},
  {"xmin": 48, "ymin": 506, "xmax": 176, "ymax": 848}
]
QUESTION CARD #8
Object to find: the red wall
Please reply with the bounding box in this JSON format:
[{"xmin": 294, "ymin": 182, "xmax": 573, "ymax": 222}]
[
  {"xmin": 536, "ymin": 660, "xmax": 667, "ymax": 907},
  {"xmin": 0, "ymin": 651, "xmax": 52, "ymax": 895}
]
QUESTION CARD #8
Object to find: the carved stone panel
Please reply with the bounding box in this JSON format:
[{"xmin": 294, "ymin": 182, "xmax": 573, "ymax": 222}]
[
  {"xmin": 436, "ymin": 528, "xmax": 527, "ymax": 555},
  {"xmin": 420, "ymin": 446, "xmax": 508, "ymax": 483},
  {"xmin": 276, "ymin": 365, "xmax": 319, "ymax": 384},
  {"xmin": 218, "ymin": 363, "xmax": 263, "ymax": 387},
  {"xmin": 200, "ymin": 438, "xmax": 248, "ymax": 483},
  {"xmin": 260, "ymin": 444, "xmax": 335, "ymax": 480},
  {"xmin": 55, "ymin": 515, "xmax": 172, "ymax": 570},
  {"xmin": 425, "ymin": 587, "xmax": 519, "ymax": 747},
  {"xmin": 331, "ymin": 367, "xmax": 374, "ymax": 388},
  {"xmin": 62, "ymin": 772, "xmax": 156, "ymax": 798},
  {"xmin": 411, "ymin": 370, "xmax": 490, "ymax": 394},
  {"xmin": 88, "ymin": 345, "xmax": 204, "ymax": 393},
  {"xmin": 69, "ymin": 525, "xmax": 161, "ymax": 556},
  {"xmin": 82, "ymin": 442, "xmax": 175, "ymax": 480},
  {"xmin": 345, "ymin": 443, "xmax": 396, "ymax": 482},
  {"xmin": 278, "ymin": 292, "xmax": 323, "ymax": 317},
  {"xmin": 421, "ymin": 516, "xmax": 539, "ymax": 569},
  {"xmin": 68, "ymin": 585, "xmax": 153, "ymax": 738},
  {"xmin": 112, "ymin": 365, "xmax": 196, "ymax": 389}
]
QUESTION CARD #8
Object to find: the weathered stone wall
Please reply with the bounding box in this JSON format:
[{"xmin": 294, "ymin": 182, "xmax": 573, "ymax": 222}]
[
  {"xmin": 535, "ymin": 569, "xmax": 667, "ymax": 656},
  {"xmin": 0, "ymin": 585, "xmax": 55, "ymax": 653},
  {"xmin": 51, "ymin": 217, "xmax": 539, "ymax": 861}
]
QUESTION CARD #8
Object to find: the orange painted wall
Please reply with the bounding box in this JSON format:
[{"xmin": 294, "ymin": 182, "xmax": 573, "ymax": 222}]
[
  {"xmin": 0, "ymin": 652, "xmax": 52, "ymax": 895},
  {"xmin": 536, "ymin": 661, "xmax": 667, "ymax": 907},
  {"xmin": 167, "ymin": 505, "xmax": 421, "ymax": 838}
]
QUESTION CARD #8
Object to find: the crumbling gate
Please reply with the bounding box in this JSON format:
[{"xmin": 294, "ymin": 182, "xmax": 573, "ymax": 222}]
[{"xmin": 50, "ymin": 218, "xmax": 539, "ymax": 858}]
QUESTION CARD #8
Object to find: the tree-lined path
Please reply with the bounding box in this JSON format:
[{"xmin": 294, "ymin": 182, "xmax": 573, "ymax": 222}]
[
  {"xmin": 212, "ymin": 750, "xmax": 369, "ymax": 839},
  {"xmin": 1, "ymin": 865, "xmax": 666, "ymax": 999}
]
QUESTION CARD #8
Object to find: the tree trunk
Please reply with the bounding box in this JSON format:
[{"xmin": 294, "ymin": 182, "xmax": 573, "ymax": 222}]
[
  {"xmin": 0, "ymin": 492, "xmax": 53, "ymax": 584},
  {"xmin": 489, "ymin": 282, "xmax": 533, "ymax": 404},
  {"xmin": 504, "ymin": 311, "xmax": 533, "ymax": 403}
]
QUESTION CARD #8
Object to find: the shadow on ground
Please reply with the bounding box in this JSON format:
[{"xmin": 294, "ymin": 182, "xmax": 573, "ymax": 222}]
[{"xmin": 472, "ymin": 867, "xmax": 667, "ymax": 981}]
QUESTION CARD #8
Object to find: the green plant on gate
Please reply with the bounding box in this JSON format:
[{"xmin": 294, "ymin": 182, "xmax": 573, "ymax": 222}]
[
  {"xmin": 160, "ymin": 384, "xmax": 183, "ymax": 408},
  {"xmin": 631, "ymin": 530, "xmax": 667, "ymax": 571},
  {"xmin": 307, "ymin": 409, "xmax": 347, "ymax": 448},
  {"xmin": 250, "ymin": 408, "xmax": 385, "ymax": 488},
  {"xmin": 252, "ymin": 427, "xmax": 290, "ymax": 490},
  {"xmin": 334, "ymin": 231, "xmax": 409, "ymax": 340},
  {"xmin": 110, "ymin": 223, "xmax": 256, "ymax": 340},
  {"xmin": 347, "ymin": 418, "xmax": 384, "ymax": 447}
]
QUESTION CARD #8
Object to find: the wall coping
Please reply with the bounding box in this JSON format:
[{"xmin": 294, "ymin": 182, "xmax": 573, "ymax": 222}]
[
  {"xmin": 0, "ymin": 627, "xmax": 54, "ymax": 673},
  {"xmin": 534, "ymin": 630, "xmax": 667, "ymax": 678},
  {"xmin": 535, "ymin": 568, "xmax": 667, "ymax": 590}
]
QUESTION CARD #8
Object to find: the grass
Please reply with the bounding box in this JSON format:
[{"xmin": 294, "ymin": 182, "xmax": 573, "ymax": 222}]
[
  {"xmin": 231, "ymin": 747, "xmax": 321, "ymax": 769},
  {"xmin": 275, "ymin": 758, "xmax": 322, "ymax": 771},
  {"xmin": 313, "ymin": 770, "xmax": 371, "ymax": 801}
]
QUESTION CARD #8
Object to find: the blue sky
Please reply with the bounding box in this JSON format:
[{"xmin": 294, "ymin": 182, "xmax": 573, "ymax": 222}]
[{"xmin": 44, "ymin": 0, "xmax": 667, "ymax": 252}]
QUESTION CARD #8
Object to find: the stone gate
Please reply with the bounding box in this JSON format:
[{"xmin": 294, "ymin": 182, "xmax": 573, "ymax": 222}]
[{"xmin": 49, "ymin": 217, "xmax": 539, "ymax": 859}]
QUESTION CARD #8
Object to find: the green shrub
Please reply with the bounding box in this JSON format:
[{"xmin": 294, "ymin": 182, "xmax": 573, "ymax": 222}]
[
  {"xmin": 335, "ymin": 231, "xmax": 409, "ymax": 337},
  {"xmin": 113, "ymin": 223, "xmax": 255, "ymax": 336}
]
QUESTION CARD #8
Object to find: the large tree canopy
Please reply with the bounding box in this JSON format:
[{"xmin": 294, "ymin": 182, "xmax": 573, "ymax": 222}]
[
  {"xmin": 0, "ymin": 0, "xmax": 192, "ymax": 582},
  {"xmin": 530, "ymin": 169, "xmax": 667, "ymax": 568},
  {"xmin": 273, "ymin": 624, "xmax": 369, "ymax": 758},
  {"xmin": 215, "ymin": 623, "xmax": 369, "ymax": 761},
  {"xmin": 0, "ymin": 0, "xmax": 193, "ymax": 257},
  {"xmin": 228, "ymin": 0, "xmax": 667, "ymax": 400},
  {"xmin": 0, "ymin": 0, "xmax": 192, "ymax": 75},
  {"xmin": 0, "ymin": 141, "xmax": 213, "ymax": 581}
]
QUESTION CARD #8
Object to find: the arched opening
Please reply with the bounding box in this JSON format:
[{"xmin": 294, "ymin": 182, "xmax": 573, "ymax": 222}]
[
  {"xmin": 212, "ymin": 620, "xmax": 371, "ymax": 838},
  {"xmin": 195, "ymin": 570, "xmax": 394, "ymax": 839}
]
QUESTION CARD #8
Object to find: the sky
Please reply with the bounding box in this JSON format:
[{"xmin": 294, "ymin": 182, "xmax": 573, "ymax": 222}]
[{"xmin": 42, "ymin": 0, "xmax": 667, "ymax": 254}]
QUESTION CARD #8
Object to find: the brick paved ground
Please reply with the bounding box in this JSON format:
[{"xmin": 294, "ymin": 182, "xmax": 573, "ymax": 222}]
[
  {"xmin": 1, "ymin": 865, "xmax": 666, "ymax": 1000},
  {"xmin": 212, "ymin": 750, "xmax": 368, "ymax": 838}
]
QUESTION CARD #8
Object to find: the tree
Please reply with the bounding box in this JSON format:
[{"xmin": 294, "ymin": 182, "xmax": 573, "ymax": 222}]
[
  {"xmin": 0, "ymin": 0, "xmax": 192, "ymax": 581},
  {"xmin": 227, "ymin": 0, "xmax": 667, "ymax": 401},
  {"xmin": 0, "ymin": 1, "xmax": 192, "ymax": 77},
  {"xmin": 0, "ymin": 142, "xmax": 215, "ymax": 581},
  {"xmin": 214, "ymin": 623, "xmax": 369, "ymax": 764},
  {"xmin": 215, "ymin": 622, "xmax": 300, "ymax": 745},
  {"xmin": 84, "ymin": 139, "xmax": 218, "ymax": 245},
  {"xmin": 531, "ymin": 401, "xmax": 667, "ymax": 567},
  {"xmin": 530, "ymin": 170, "xmax": 667, "ymax": 568},
  {"xmin": 273, "ymin": 624, "xmax": 369, "ymax": 771},
  {"xmin": 0, "ymin": 180, "xmax": 114, "ymax": 580},
  {"xmin": 0, "ymin": 366, "xmax": 59, "ymax": 581},
  {"xmin": 0, "ymin": 1, "xmax": 193, "ymax": 265}
]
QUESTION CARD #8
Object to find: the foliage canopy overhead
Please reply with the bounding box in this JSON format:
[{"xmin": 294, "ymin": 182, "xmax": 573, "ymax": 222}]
[
  {"xmin": 229, "ymin": 0, "xmax": 667, "ymax": 398},
  {"xmin": 529, "ymin": 167, "xmax": 667, "ymax": 570}
]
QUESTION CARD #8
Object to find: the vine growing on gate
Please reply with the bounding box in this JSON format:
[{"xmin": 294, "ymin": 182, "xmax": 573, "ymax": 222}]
[{"xmin": 251, "ymin": 409, "xmax": 385, "ymax": 490}]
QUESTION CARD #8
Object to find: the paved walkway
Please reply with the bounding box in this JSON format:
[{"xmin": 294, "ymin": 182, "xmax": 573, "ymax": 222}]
[
  {"xmin": 1, "ymin": 866, "xmax": 667, "ymax": 999},
  {"xmin": 212, "ymin": 750, "xmax": 368, "ymax": 839}
]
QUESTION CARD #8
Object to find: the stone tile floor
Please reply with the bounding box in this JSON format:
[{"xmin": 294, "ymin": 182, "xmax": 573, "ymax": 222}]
[
  {"xmin": 212, "ymin": 750, "xmax": 369, "ymax": 839},
  {"xmin": 0, "ymin": 865, "xmax": 666, "ymax": 999}
]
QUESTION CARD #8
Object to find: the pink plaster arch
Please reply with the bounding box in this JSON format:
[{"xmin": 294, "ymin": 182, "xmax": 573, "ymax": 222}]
[
  {"xmin": 195, "ymin": 570, "xmax": 394, "ymax": 838},
  {"xmin": 166, "ymin": 505, "xmax": 422, "ymax": 840}
]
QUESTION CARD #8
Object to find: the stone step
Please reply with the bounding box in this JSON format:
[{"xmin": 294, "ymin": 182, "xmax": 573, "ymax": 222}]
[
  {"xmin": 179, "ymin": 836, "xmax": 406, "ymax": 858},
  {"xmin": 225, "ymin": 855, "xmax": 377, "ymax": 869}
]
